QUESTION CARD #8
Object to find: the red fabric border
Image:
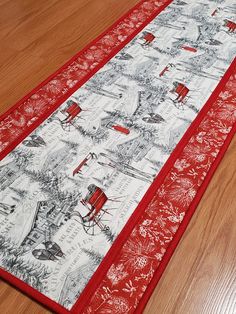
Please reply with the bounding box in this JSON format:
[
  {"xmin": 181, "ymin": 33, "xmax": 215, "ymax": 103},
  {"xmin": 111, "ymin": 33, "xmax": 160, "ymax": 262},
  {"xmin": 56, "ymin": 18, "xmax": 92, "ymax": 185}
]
[{"xmin": 0, "ymin": 0, "xmax": 235, "ymax": 312}]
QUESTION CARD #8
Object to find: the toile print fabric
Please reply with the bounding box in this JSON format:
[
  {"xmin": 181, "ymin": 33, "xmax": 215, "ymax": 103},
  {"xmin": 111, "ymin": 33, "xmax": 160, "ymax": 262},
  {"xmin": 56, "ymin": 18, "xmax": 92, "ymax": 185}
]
[{"xmin": 0, "ymin": 0, "xmax": 236, "ymax": 312}]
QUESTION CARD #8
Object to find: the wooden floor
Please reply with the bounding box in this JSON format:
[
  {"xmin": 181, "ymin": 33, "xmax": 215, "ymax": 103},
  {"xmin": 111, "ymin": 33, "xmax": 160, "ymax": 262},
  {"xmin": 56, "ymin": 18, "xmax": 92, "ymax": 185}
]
[{"xmin": 0, "ymin": 1, "xmax": 235, "ymax": 313}]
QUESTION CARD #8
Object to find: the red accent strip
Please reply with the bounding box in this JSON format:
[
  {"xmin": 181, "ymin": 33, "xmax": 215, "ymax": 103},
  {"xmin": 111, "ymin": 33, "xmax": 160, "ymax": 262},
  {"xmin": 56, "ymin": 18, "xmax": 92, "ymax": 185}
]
[
  {"xmin": 181, "ymin": 45, "xmax": 197, "ymax": 52},
  {"xmin": 112, "ymin": 125, "xmax": 130, "ymax": 134}
]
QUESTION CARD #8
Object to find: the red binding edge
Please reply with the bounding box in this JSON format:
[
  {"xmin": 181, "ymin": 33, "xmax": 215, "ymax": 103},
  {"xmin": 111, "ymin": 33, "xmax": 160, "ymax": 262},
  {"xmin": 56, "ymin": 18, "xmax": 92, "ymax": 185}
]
[{"xmin": 0, "ymin": 0, "xmax": 235, "ymax": 311}]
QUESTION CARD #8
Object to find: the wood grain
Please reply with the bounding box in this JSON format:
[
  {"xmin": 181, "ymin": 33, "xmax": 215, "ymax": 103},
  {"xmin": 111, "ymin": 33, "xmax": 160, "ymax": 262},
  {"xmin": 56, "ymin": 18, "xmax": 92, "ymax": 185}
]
[{"xmin": 0, "ymin": 1, "xmax": 235, "ymax": 313}]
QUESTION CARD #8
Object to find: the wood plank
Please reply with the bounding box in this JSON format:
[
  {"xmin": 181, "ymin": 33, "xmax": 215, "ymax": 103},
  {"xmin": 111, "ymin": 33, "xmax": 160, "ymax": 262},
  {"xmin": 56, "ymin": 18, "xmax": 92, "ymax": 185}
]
[{"xmin": 0, "ymin": 0, "xmax": 140, "ymax": 114}]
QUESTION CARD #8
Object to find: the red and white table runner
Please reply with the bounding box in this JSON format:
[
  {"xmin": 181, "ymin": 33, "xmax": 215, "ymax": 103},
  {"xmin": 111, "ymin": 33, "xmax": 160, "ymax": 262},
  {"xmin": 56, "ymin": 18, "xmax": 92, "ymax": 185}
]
[{"xmin": 0, "ymin": 0, "xmax": 235, "ymax": 313}]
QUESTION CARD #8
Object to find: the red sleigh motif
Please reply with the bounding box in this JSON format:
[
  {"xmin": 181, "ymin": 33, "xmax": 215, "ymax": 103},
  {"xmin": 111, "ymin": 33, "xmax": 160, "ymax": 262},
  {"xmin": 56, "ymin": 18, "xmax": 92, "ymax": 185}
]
[
  {"xmin": 62, "ymin": 102, "xmax": 82, "ymax": 123},
  {"xmin": 81, "ymin": 185, "xmax": 108, "ymax": 223},
  {"xmin": 224, "ymin": 19, "xmax": 236, "ymax": 33},
  {"xmin": 171, "ymin": 82, "xmax": 189, "ymax": 103},
  {"xmin": 59, "ymin": 100, "xmax": 84, "ymax": 130},
  {"xmin": 71, "ymin": 184, "xmax": 117, "ymax": 235},
  {"xmin": 142, "ymin": 32, "xmax": 155, "ymax": 46}
]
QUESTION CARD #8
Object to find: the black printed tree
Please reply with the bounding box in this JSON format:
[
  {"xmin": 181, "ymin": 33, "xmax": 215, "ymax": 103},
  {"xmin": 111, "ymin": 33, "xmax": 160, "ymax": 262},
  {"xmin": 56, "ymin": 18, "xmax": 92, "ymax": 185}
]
[
  {"xmin": 0, "ymin": 235, "xmax": 51, "ymax": 292},
  {"xmin": 25, "ymin": 169, "xmax": 81, "ymax": 204},
  {"xmin": 75, "ymin": 125, "xmax": 109, "ymax": 144},
  {"xmin": 10, "ymin": 148, "xmax": 34, "ymax": 169},
  {"xmin": 60, "ymin": 139, "xmax": 79, "ymax": 151},
  {"xmin": 81, "ymin": 248, "xmax": 104, "ymax": 266},
  {"xmin": 101, "ymin": 227, "xmax": 116, "ymax": 244}
]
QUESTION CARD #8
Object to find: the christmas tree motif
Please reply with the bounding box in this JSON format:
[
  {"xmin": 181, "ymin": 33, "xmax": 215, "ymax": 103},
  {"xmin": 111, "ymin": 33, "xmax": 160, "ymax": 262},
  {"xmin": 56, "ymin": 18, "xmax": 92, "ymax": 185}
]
[
  {"xmin": 109, "ymin": 61, "xmax": 127, "ymax": 76},
  {"xmin": 81, "ymin": 248, "xmax": 104, "ymax": 265},
  {"xmin": 104, "ymin": 110, "xmax": 132, "ymax": 125},
  {"xmin": 153, "ymin": 44, "xmax": 180, "ymax": 58},
  {"xmin": 43, "ymin": 144, "xmax": 77, "ymax": 173},
  {"xmin": 101, "ymin": 226, "xmax": 116, "ymax": 244},
  {"xmin": 153, "ymin": 6, "xmax": 186, "ymax": 31},
  {"xmin": 10, "ymin": 148, "xmax": 34, "ymax": 169},
  {"xmin": 0, "ymin": 148, "xmax": 34, "ymax": 191},
  {"xmin": 85, "ymin": 65, "xmax": 122, "ymax": 99},
  {"xmin": 145, "ymin": 157, "xmax": 164, "ymax": 172},
  {"xmin": 0, "ymin": 235, "xmax": 51, "ymax": 292},
  {"xmin": 60, "ymin": 139, "xmax": 79, "ymax": 151},
  {"xmin": 75, "ymin": 125, "xmax": 109, "ymax": 144},
  {"xmin": 25, "ymin": 169, "xmax": 81, "ymax": 204},
  {"xmin": 122, "ymin": 70, "xmax": 168, "ymax": 98}
]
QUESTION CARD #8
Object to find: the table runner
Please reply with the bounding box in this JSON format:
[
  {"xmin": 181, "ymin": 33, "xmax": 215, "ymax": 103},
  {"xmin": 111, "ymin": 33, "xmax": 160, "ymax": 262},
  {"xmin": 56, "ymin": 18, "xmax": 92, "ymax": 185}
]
[{"xmin": 0, "ymin": 0, "xmax": 235, "ymax": 313}]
